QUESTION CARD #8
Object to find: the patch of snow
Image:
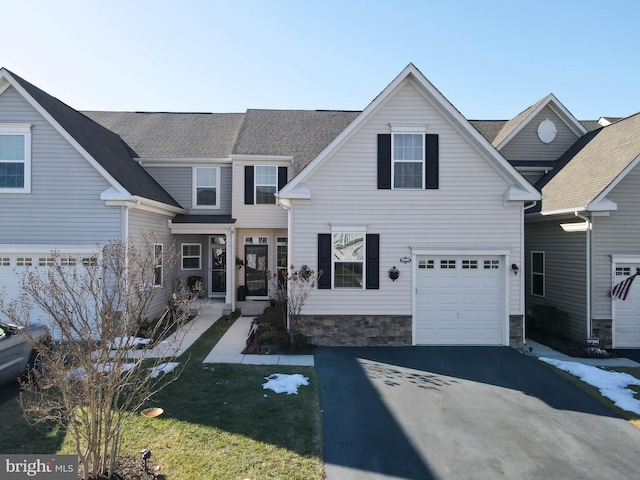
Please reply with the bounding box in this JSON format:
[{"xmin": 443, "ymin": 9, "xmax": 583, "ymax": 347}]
[
  {"xmin": 110, "ymin": 336, "xmax": 153, "ymax": 350},
  {"xmin": 262, "ymin": 373, "xmax": 309, "ymax": 395},
  {"xmin": 540, "ymin": 357, "xmax": 640, "ymax": 415},
  {"xmin": 150, "ymin": 362, "xmax": 180, "ymax": 378}
]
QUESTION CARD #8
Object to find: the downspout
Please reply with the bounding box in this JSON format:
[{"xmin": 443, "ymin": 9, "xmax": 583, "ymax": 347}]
[
  {"xmin": 522, "ymin": 201, "xmax": 537, "ymax": 345},
  {"xmin": 575, "ymin": 212, "xmax": 592, "ymax": 337},
  {"xmin": 230, "ymin": 226, "xmax": 236, "ymax": 313}
]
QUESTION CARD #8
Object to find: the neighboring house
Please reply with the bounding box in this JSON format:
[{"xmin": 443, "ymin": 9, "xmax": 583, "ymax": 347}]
[{"xmin": 524, "ymin": 112, "xmax": 640, "ymax": 349}]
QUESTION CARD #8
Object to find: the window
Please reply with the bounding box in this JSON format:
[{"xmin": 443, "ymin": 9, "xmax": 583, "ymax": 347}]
[
  {"xmin": 255, "ymin": 166, "xmax": 277, "ymax": 204},
  {"xmin": 333, "ymin": 233, "xmax": 364, "ymax": 288},
  {"xmin": 0, "ymin": 257, "xmax": 9, "ymax": 267},
  {"xmin": 277, "ymin": 237, "xmax": 288, "ymax": 287},
  {"xmin": 531, "ymin": 252, "xmax": 545, "ymax": 297},
  {"xmin": 38, "ymin": 257, "xmax": 55, "ymax": 266},
  {"xmin": 484, "ymin": 260, "xmax": 500, "ymax": 269},
  {"xmin": 154, "ymin": 244, "xmax": 163, "ymax": 286},
  {"xmin": 393, "ymin": 133, "xmax": 424, "ymax": 189},
  {"xmin": 16, "ymin": 257, "xmax": 32, "ymax": 267},
  {"xmin": 60, "ymin": 257, "xmax": 77, "ymax": 267},
  {"xmin": 462, "ymin": 260, "xmax": 478, "ymax": 269},
  {"xmin": 182, "ymin": 243, "xmax": 201, "ymax": 270},
  {"xmin": 0, "ymin": 125, "xmax": 31, "ymax": 193},
  {"xmin": 441, "ymin": 260, "xmax": 456, "ymax": 269},
  {"xmin": 193, "ymin": 167, "xmax": 219, "ymax": 208}
]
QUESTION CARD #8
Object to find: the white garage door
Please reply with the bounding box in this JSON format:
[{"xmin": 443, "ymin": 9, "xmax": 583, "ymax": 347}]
[
  {"xmin": 0, "ymin": 249, "xmax": 95, "ymax": 335},
  {"xmin": 613, "ymin": 264, "xmax": 640, "ymax": 348},
  {"xmin": 415, "ymin": 256, "xmax": 505, "ymax": 345}
]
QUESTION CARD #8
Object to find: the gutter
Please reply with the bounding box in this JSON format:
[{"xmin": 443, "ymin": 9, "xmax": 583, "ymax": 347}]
[{"xmin": 575, "ymin": 212, "xmax": 592, "ymax": 337}]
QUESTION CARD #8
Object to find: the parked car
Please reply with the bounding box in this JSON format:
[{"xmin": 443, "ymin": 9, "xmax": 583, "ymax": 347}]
[{"xmin": 0, "ymin": 321, "xmax": 49, "ymax": 386}]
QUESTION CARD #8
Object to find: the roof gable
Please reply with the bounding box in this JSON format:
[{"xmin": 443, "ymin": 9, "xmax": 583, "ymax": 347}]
[
  {"xmin": 537, "ymin": 112, "xmax": 640, "ymax": 214},
  {"xmin": 279, "ymin": 63, "xmax": 540, "ymax": 201},
  {"xmin": 493, "ymin": 94, "xmax": 587, "ymax": 150},
  {"xmin": 0, "ymin": 68, "xmax": 181, "ymax": 209}
]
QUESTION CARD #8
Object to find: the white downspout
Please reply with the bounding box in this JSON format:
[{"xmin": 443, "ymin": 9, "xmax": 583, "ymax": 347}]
[
  {"xmin": 575, "ymin": 212, "xmax": 592, "ymax": 337},
  {"xmin": 230, "ymin": 226, "xmax": 236, "ymax": 312}
]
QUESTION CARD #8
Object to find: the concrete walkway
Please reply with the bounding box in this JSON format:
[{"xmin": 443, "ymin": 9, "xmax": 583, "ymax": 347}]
[
  {"xmin": 525, "ymin": 339, "xmax": 640, "ymax": 367},
  {"xmin": 203, "ymin": 315, "xmax": 315, "ymax": 366}
]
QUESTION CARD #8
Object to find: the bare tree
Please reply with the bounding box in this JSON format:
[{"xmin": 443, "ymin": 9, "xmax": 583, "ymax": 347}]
[
  {"xmin": 0, "ymin": 235, "xmax": 196, "ymax": 479},
  {"xmin": 269, "ymin": 265, "xmax": 320, "ymax": 348}
]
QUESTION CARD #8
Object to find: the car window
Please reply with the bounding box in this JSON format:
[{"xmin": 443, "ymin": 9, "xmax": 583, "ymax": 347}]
[{"xmin": 0, "ymin": 325, "xmax": 6, "ymax": 340}]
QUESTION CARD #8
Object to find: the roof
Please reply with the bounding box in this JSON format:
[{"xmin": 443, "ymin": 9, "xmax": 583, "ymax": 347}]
[
  {"xmin": 232, "ymin": 109, "xmax": 360, "ymax": 173},
  {"xmin": 4, "ymin": 69, "xmax": 181, "ymax": 209},
  {"xmin": 83, "ymin": 111, "xmax": 245, "ymax": 159},
  {"xmin": 535, "ymin": 112, "xmax": 640, "ymax": 213},
  {"xmin": 171, "ymin": 214, "xmax": 235, "ymax": 224}
]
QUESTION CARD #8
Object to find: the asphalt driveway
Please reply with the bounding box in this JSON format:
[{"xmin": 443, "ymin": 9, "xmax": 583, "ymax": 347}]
[{"xmin": 316, "ymin": 346, "xmax": 640, "ymax": 479}]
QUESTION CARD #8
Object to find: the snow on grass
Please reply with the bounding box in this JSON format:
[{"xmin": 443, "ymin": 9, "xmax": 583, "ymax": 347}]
[
  {"xmin": 262, "ymin": 373, "xmax": 309, "ymax": 395},
  {"xmin": 540, "ymin": 357, "xmax": 640, "ymax": 415}
]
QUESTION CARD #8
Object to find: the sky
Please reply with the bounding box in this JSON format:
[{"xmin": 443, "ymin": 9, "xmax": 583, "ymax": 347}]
[{"xmin": 4, "ymin": 0, "xmax": 640, "ymax": 120}]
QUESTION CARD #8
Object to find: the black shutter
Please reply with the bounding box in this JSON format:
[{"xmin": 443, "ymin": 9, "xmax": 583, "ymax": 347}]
[
  {"xmin": 425, "ymin": 134, "xmax": 439, "ymax": 189},
  {"xmin": 378, "ymin": 134, "xmax": 392, "ymax": 189},
  {"xmin": 278, "ymin": 166, "xmax": 288, "ymax": 191},
  {"xmin": 366, "ymin": 234, "xmax": 379, "ymax": 289},
  {"xmin": 317, "ymin": 234, "xmax": 331, "ymax": 289},
  {"xmin": 244, "ymin": 166, "xmax": 254, "ymax": 204}
]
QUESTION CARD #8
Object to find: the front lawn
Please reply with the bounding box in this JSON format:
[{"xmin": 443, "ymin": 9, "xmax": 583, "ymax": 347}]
[{"xmin": 0, "ymin": 316, "xmax": 324, "ymax": 480}]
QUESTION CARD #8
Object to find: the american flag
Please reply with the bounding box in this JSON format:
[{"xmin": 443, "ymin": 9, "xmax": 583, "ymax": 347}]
[{"xmin": 611, "ymin": 270, "xmax": 639, "ymax": 301}]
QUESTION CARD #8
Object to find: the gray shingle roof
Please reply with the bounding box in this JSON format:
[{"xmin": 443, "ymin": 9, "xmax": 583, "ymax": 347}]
[
  {"xmin": 7, "ymin": 70, "xmax": 182, "ymax": 208},
  {"xmin": 232, "ymin": 109, "xmax": 361, "ymax": 174},
  {"xmin": 536, "ymin": 112, "xmax": 640, "ymax": 213},
  {"xmin": 82, "ymin": 111, "xmax": 245, "ymax": 159}
]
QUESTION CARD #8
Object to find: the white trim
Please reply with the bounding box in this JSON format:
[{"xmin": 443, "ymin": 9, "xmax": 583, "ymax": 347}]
[
  {"xmin": 192, "ymin": 166, "xmax": 221, "ymax": 209},
  {"xmin": 137, "ymin": 157, "xmax": 231, "ymax": 167},
  {"xmin": 0, "ymin": 77, "xmax": 10, "ymax": 96},
  {"xmin": 0, "ymin": 245, "xmax": 100, "ymax": 254},
  {"xmin": 495, "ymin": 94, "xmax": 587, "ymax": 150},
  {"xmin": 168, "ymin": 222, "xmax": 234, "ymax": 235},
  {"xmin": 254, "ymin": 165, "xmax": 278, "ymax": 205},
  {"xmin": 230, "ymin": 154, "xmax": 293, "ymax": 163},
  {"xmin": 591, "ymin": 153, "xmax": 640, "ymax": 208},
  {"xmin": 332, "ymin": 231, "xmax": 366, "ymax": 290},
  {"xmin": 391, "ymin": 132, "xmax": 425, "ymax": 190}
]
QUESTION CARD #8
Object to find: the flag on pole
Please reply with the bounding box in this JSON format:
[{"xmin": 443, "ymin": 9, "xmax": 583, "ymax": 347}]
[{"xmin": 611, "ymin": 270, "xmax": 639, "ymax": 300}]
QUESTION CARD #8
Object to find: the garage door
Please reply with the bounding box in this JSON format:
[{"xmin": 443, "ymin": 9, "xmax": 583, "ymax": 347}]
[
  {"xmin": 0, "ymin": 249, "xmax": 95, "ymax": 336},
  {"xmin": 613, "ymin": 264, "xmax": 640, "ymax": 348},
  {"xmin": 415, "ymin": 256, "xmax": 505, "ymax": 345}
]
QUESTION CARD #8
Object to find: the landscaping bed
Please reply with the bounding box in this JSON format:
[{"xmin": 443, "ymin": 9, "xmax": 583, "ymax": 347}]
[{"xmin": 242, "ymin": 305, "xmax": 316, "ymax": 355}]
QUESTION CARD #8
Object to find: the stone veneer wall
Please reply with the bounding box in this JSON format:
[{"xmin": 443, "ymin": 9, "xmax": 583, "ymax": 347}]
[
  {"xmin": 510, "ymin": 315, "xmax": 524, "ymax": 351},
  {"xmin": 592, "ymin": 318, "xmax": 612, "ymax": 349},
  {"xmin": 298, "ymin": 315, "xmax": 412, "ymax": 346}
]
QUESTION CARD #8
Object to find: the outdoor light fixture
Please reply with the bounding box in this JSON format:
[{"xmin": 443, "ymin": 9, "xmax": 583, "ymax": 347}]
[
  {"xmin": 388, "ymin": 266, "xmax": 400, "ymax": 281},
  {"xmin": 399, "ymin": 256, "xmax": 411, "ymax": 264},
  {"xmin": 141, "ymin": 449, "xmax": 151, "ymax": 473},
  {"xmin": 511, "ymin": 263, "xmax": 519, "ymax": 275}
]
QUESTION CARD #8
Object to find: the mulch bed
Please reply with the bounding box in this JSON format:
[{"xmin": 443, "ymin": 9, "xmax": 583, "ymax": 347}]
[{"xmin": 88, "ymin": 456, "xmax": 161, "ymax": 480}]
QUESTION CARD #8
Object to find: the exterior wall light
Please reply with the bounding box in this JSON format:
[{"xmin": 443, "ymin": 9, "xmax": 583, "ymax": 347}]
[
  {"xmin": 388, "ymin": 266, "xmax": 400, "ymax": 281},
  {"xmin": 511, "ymin": 263, "xmax": 519, "ymax": 275}
]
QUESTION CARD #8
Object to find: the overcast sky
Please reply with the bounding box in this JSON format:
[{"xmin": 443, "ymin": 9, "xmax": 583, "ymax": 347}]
[{"xmin": 4, "ymin": 0, "xmax": 639, "ymax": 120}]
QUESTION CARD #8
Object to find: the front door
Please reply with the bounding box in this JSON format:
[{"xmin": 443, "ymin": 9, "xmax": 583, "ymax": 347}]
[
  {"xmin": 210, "ymin": 235, "xmax": 226, "ymax": 297},
  {"xmin": 245, "ymin": 245, "xmax": 268, "ymax": 296}
]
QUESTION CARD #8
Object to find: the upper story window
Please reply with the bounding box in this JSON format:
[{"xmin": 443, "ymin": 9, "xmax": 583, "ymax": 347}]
[
  {"xmin": 255, "ymin": 166, "xmax": 277, "ymax": 204},
  {"xmin": 0, "ymin": 124, "xmax": 31, "ymax": 193},
  {"xmin": 193, "ymin": 167, "xmax": 219, "ymax": 208},
  {"xmin": 393, "ymin": 133, "xmax": 424, "ymax": 189}
]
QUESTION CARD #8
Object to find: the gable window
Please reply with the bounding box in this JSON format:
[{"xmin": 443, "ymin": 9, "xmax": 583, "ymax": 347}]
[
  {"xmin": 182, "ymin": 243, "xmax": 201, "ymax": 270},
  {"xmin": 378, "ymin": 133, "xmax": 438, "ymax": 190},
  {"xmin": 393, "ymin": 133, "xmax": 424, "ymax": 189},
  {"xmin": 531, "ymin": 251, "xmax": 545, "ymax": 297},
  {"xmin": 244, "ymin": 165, "xmax": 288, "ymax": 204},
  {"xmin": 0, "ymin": 125, "xmax": 31, "ymax": 193},
  {"xmin": 193, "ymin": 167, "xmax": 219, "ymax": 208}
]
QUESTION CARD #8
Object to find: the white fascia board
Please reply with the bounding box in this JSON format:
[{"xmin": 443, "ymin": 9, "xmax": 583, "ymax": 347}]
[
  {"xmin": 230, "ymin": 154, "xmax": 294, "ymax": 164},
  {"xmin": 102, "ymin": 189, "xmax": 185, "ymax": 216},
  {"xmin": 611, "ymin": 254, "xmax": 640, "ymax": 264},
  {"xmin": 168, "ymin": 222, "xmax": 233, "ymax": 235},
  {"xmin": 505, "ymin": 185, "xmax": 542, "ymax": 202},
  {"xmin": 411, "ymin": 247, "xmax": 511, "ymax": 256},
  {"xmin": 137, "ymin": 157, "xmax": 232, "ymax": 167},
  {"xmin": 0, "ymin": 77, "xmax": 10, "ymax": 95},
  {"xmin": 0, "ymin": 244, "xmax": 100, "ymax": 254},
  {"xmin": 496, "ymin": 94, "xmax": 587, "ymax": 151},
  {"xmin": 0, "ymin": 70, "xmax": 129, "ymax": 197},
  {"xmin": 276, "ymin": 183, "xmax": 311, "ymax": 200}
]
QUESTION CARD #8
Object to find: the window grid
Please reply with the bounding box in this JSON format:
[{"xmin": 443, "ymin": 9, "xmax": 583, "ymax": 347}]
[
  {"xmin": 16, "ymin": 257, "xmax": 32, "ymax": 267},
  {"xmin": 333, "ymin": 232, "xmax": 364, "ymax": 289},
  {"xmin": 255, "ymin": 166, "xmax": 277, "ymax": 204},
  {"xmin": 616, "ymin": 267, "xmax": 631, "ymax": 276},
  {"xmin": 0, "ymin": 127, "xmax": 30, "ymax": 192},
  {"xmin": 0, "ymin": 257, "xmax": 9, "ymax": 267},
  {"xmin": 182, "ymin": 244, "xmax": 201, "ymax": 270},
  {"xmin": 194, "ymin": 167, "xmax": 218, "ymax": 207},
  {"xmin": 392, "ymin": 133, "xmax": 424, "ymax": 189},
  {"xmin": 82, "ymin": 257, "xmax": 98, "ymax": 267},
  {"xmin": 440, "ymin": 260, "xmax": 456, "ymax": 269},
  {"xmin": 38, "ymin": 257, "xmax": 55, "ymax": 266},
  {"xmin": 462, "ymin": 260, "xmax": 478, "ymax": 269},
  {"xmin": 484, "ymin": 260, "xmax": 500, "ymax": 269},
  {"xmin": 60, "ymin": 257, "xmax": 77, "ymax": 267}
]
